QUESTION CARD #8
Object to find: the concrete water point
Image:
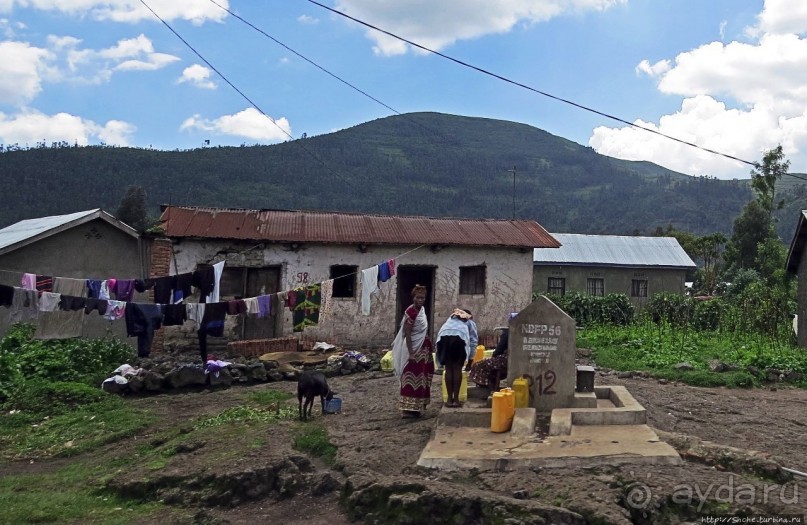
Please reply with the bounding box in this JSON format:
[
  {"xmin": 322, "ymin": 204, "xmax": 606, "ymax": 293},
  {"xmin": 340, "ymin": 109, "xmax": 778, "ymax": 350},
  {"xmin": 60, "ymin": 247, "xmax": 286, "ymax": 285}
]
[{"xmin": 417, "ymin": 384, "xmax": 682, "ymax": 471}]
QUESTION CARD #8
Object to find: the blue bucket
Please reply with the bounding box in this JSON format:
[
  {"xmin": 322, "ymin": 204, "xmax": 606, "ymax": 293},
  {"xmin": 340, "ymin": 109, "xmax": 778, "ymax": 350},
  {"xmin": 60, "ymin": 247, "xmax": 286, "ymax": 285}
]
[{"xmin": 324, "ymin": 397, "xmax": 342, "ymax": 414}]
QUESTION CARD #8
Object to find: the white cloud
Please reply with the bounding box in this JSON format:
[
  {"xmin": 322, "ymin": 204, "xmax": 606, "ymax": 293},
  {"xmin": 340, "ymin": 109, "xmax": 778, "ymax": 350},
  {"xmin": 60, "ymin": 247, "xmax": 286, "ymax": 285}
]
[
  {"xmin": 655, "ymin": 34, "xmax": 807, "ymax": 112},
  {"xmin": 56, "ymin": 34, "xmax": 179, "ymax": 83},
  {"xmin": 333, "ymin": 0, "xmax": 626, "ymax": 55},
  {"xmin": 755, "ymin": 0, "xmax": 807, "ymax": 36},
  {"xmin": 0, "ymin": 17, "xmax": 25, "ymax": 37},
  {"xmin": 0, "ymin": 109, "xmax": 136, "ymax": 146},
  {"xmin": 1, "ymin": 0, "xmax": 229, "ymax": 25},
  {"xmin": 176, "ymin": 64, "xmax": 216, "ymax": 89},
  {"xmin": 297, "ymin": 14, "xmax": 318, "ymax": 25},
  {"xmin": 635, "ymin": 58, "xmax": 670, "ymax": 78},
  {"xmin": 589, "ymin": 96, "xmax": 801, "ymax": 178},
  {"xmin": 591, "ymin": 2, "xmax": 807, "ymax": 179},
  {"xmin": 180, "ymin": 108, "xmax": 291, "ymax": 142},
  {"xmin": 0, "ymin": 41, "xmax": 52, "ymax": 105}
]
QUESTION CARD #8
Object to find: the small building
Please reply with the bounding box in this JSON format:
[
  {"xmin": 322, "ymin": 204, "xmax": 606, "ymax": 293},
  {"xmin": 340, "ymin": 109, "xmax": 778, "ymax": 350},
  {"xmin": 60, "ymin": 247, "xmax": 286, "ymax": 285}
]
[
  {"xmin": 0, "ymin": 209, "xmax": 146, "ymax": 338},
  {"xmin": 532, "ymin": 234, "xmax": 695, "ymax": 307},
  {"xmin": 154, "ymin": 206, "xmax": 560, "ymax": 349},
  {"xmin": 785, "ymin": 210, "xmax": 807, "ymax": 347}
]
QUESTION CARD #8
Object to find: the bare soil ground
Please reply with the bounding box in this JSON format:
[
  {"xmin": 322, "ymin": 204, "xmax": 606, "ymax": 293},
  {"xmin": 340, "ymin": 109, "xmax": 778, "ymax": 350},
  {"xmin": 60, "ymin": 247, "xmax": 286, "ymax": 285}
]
[{"xmin": 3, "ymin": 355, "xmax": 807, "ymax": 524}]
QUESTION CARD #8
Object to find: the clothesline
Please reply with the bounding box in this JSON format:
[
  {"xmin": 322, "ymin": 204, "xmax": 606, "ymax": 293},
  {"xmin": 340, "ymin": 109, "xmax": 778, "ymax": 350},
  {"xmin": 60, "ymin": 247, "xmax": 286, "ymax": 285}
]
[
  {"xmin": 0, "ymin": 243, "xmax": 429, "ymax": 345},
  {"xmin": 0, "ymin": 243, "xmax": 426, "ymax": 308}
]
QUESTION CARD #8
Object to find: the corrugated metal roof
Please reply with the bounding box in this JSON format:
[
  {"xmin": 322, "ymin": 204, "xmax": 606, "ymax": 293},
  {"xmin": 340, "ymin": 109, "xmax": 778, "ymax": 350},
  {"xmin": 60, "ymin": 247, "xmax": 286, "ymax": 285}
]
[
  {"xmin": 533, "ymin": 233, "xmax": 696, "ymax": 269},
  {"xmin": 160, "ymin": 206, "xmax": 561, "ymax": 248},
  {"xmin": 786, "ymin": 210, "xmax": 807, "ymax": 273},
  {"xmin": 0, "ymin": 209, "xmax": 138, "ymax": 256}
]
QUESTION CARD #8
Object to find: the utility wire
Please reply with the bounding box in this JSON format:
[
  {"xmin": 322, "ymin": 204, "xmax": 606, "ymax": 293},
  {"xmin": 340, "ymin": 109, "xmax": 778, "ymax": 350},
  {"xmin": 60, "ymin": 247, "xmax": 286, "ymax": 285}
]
[
  {"xmin": 306, "ymin": 0, "xmax": 807, "ymax": 184},
  {"xmin": 207, "ymin": 0, "xmax": 398, "ymax": 119},
  {"xmin": 138, "ymin": 0, "xmax": 364, "ymax": 195},
  {"xmin": 205, "ymin": 0, "xmax": 460, "ymax": 147}
]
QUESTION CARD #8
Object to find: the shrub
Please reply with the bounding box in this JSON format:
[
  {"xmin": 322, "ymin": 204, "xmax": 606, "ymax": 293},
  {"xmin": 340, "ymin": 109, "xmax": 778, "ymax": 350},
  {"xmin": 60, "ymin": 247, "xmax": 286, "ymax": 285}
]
[
  {"xmin": 648, "ymin": 292, "xmax": 693, "ymax": 326},
  {"xmin": 0, "ymin": 323, "xmax": 133, "ymax": 405},
  {"xmin": 544, "ymin": 292, "xmax": 633, "ymax": 326},
  {"xmin": 693, "ymin": 299, "xmax": 722, "ymax": 331},
  {"xmin": 7, "ymin": 380, "xmax": 107, "ymax": 415}
]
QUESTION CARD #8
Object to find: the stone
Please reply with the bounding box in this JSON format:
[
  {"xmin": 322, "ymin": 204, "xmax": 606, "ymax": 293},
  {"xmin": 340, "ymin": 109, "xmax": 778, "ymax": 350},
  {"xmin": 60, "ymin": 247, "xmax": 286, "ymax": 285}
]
[
  {"xmin": 165, "ymin": 365, "xmax": 207, "ymax": 389},
  {"xmin": 506, "ymin": 296, "xmax": 577, "ymax": 412},
  {"xmin": 143, "ymin": 371, "xmax": 165, "ymax": 391},
  {"xmin": 209, "ymin": 368, "xmax": 233, "ymax": 387},
  {"xmin": 248, "ymin": 364, "xmax": 268, "ymax": 381},
  {"xmin": 674, "ymin": 362, "xmax": 694, "ymax": 371}
]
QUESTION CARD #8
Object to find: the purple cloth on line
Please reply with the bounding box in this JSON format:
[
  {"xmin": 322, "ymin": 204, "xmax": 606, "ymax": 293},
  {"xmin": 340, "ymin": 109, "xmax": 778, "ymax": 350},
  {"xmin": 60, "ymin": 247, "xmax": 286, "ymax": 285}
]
[{"xmin": 257, "ymin": 295, "xmax": 271, "ymax": 318}]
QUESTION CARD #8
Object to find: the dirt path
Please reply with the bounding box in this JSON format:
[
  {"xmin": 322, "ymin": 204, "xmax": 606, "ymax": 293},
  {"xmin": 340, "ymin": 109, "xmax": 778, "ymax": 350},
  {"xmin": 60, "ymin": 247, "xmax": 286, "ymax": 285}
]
[{"xmin": 3, "ymin": 368, "xmax": 807, "ymax": 523}]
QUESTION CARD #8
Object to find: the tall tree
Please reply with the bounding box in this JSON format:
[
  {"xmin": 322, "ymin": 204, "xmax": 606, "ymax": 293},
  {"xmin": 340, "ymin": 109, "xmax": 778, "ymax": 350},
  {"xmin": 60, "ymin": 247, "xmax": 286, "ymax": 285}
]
[
  {"xmin": 750, "ymin": 145, "xmax": 789, "ymax": 224},
  {"xmin": 724, "ymin": 200, "xmax": 769, "ymax": 271},
  {"xmin": 725, "ymin": 146, "xmax": 790, "ymax": 279},
  {"xmin": 116, "ymin": 185, "xmax": 148, "ymax": 232}
]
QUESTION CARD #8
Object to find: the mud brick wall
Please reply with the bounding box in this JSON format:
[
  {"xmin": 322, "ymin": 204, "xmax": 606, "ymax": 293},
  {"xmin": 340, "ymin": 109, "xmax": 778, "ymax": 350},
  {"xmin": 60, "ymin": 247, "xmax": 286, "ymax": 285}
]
[
  {"xmin": 149, "ymin": 238, "xmax": 174, "ymax": 354},
  {"xmin": 227, "ymin": 337, "xmax": 299, "ymax": 358}
]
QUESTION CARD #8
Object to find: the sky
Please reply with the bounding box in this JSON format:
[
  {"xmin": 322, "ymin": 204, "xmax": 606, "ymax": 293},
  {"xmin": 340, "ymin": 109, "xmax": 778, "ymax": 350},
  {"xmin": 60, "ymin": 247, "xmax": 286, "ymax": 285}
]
[{"xmin": 0, "ymin": 0, "xmax": 806, "ymax": 180}]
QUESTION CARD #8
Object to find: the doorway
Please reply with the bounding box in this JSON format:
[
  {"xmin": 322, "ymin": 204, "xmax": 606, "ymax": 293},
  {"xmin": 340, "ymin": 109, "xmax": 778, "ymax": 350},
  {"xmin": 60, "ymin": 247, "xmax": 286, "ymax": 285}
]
[{"xmin": 396, "ymin": 265, "xmax": 436, "ymax": 336}]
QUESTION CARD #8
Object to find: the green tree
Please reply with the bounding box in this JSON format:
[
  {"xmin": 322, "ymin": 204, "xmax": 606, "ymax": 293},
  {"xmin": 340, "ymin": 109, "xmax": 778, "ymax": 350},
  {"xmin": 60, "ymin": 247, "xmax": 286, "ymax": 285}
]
[
  {"xmin": 115, "ymin": 185, "xmax": 148, "ymax": 232},
  {"xmin": 724, "ymin": 200, "xmax": 769, "ymax": 271},
  {"xmin": 725, "ymin": 146, "xmax": 790, "ymax": 277},
  {"xmin": 693, "ymin": 232, "xmax": 727, "ymax": 294},
  {"xmin": 751, "ymin": 145, "xmax": 789, "ymax": 223}
]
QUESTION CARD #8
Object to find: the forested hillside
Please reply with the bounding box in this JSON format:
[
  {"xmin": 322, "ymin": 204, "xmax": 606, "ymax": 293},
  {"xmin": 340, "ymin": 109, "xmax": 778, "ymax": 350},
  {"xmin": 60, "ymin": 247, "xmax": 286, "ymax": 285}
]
[{"xmin": 2, "ymin": 111, "xmax": 802, "ymax": 238}]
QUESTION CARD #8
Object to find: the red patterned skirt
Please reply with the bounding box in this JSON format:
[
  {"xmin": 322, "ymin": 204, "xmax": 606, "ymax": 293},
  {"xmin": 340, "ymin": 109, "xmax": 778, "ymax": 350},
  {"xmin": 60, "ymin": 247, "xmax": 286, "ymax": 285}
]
[{"xmin": 399, "ymin": 343, "xmax": 435, "ymax": 412}]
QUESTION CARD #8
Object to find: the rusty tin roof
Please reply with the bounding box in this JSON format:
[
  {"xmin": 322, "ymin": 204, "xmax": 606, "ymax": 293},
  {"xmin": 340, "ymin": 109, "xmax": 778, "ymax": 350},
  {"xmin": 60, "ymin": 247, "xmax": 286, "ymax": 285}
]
[{"xmin": 160, "ymin": 206, "xmax": 560, "ymax": 248}]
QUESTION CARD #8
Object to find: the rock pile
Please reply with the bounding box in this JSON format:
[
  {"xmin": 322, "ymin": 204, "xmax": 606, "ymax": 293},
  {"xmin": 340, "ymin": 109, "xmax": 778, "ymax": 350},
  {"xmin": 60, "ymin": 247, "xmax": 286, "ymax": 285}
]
[{"xmin": 100, "ymin": 347, "xmax": 383, "ymax": 395}]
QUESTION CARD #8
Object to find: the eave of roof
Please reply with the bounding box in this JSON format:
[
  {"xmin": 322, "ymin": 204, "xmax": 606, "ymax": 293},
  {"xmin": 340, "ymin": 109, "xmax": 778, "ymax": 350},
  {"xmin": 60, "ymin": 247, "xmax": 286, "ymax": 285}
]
[
  {"xmin": 159, "ymin": 206, "xmax": 561, "ymax": 249},
  {"xmin": 786, "ymin": 210, "xmax": 807, "ymax": 273},
  {"xmin": 0, "ymin": 209, "xmax": 139, "ymax": 257},
  {"xmin": 533, "ymin": 233, "xmax": 696, "ymax": 269}
]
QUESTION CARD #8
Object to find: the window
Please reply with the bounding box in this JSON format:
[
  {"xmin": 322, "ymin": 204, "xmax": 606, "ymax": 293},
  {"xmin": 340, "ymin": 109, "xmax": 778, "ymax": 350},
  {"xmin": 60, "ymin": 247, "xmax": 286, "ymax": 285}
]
[
  {"xmin": 586, "ymin": 278, "xmax": 604, "ymax": 296},
  {"xmin": 631, "ymin": 279, "xmax": 648, "ymax": 298},
  {"xmin": 547, "ymin": 277, "xmax": 566, "ymax": 296},
  {"xmin": 330, "ymin": 265, "xmax": 357, "ymax": 298},
  {"xmin": 459, "ymin": 265, "xmax": 486, "ymax": 295}
]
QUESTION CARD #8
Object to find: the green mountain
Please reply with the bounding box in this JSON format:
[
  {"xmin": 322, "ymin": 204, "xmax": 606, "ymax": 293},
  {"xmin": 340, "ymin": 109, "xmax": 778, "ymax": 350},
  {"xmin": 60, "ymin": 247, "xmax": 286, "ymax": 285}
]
[{"xmin": 2, "ymin": 111, "xmax": 800, "ymax": 238}]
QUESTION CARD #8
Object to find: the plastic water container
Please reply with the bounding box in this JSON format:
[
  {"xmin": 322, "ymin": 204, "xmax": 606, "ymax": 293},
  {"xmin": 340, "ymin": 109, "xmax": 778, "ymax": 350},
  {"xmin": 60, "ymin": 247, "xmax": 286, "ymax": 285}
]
[
  {"xmin": 500, "ymin": 388, "xmax": 515, "ymax": 422},
  {"xmin": 380, "ymin": 350, "xmax": 394, "ymax": 372},
  {"xmin": 441, "ymin": 370, "xmax": 468, "ymax": 403},
  {"xmin": 513, "ymin": 377, "xmax": 530, "ymax": 409},
  {"xmin": 472, "ymin": 345, "xmax": 486, "ymax": 364},
  {"xmin": 491, "ymin": 392, "xmax": 511, "ymax": 433},
  {"xmin": 324, "ymin": 397, "xmax": 342, "ymax": 414}
]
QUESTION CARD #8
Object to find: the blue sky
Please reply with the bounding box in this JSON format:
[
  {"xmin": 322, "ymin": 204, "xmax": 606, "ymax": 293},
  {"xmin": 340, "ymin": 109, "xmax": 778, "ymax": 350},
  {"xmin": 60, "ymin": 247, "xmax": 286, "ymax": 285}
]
[{"xmin": 1, "ymin": 0, "xmax": 805, "ymax": 180}]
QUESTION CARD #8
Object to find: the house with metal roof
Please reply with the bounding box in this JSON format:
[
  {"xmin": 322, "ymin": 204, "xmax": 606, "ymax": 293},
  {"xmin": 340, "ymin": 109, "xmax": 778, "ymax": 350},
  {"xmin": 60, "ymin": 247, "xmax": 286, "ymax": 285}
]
[
  {"xmin": 0, "ymin": 209, "xmax": 145, "ymax": 338},
  {"xmin": 154, "ymin": 205, "xmax": 560, "ymax": 349},
  {"xmin": 786, "ymin": 210, "xmax": 807, "ymax": 347},
  {"xmin": 533, "ymin": 234, "xmax": 696, "ymax": 307}
]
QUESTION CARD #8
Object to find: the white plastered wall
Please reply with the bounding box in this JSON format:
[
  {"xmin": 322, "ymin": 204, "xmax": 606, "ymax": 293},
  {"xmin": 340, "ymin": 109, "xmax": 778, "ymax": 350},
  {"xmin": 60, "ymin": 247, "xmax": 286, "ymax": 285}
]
[{"xmin": 169, "ymin": 239, "xmax": 534, "ymax": 348}]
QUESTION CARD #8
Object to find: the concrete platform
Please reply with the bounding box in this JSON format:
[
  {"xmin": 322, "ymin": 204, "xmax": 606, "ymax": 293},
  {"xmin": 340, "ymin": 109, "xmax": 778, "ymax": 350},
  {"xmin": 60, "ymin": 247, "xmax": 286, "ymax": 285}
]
[
  {"xmin": 418, "ymin": 421, "xmax": 682, "ymax": 471},
  {"xmin": 417, "ymin": 385, "xmax": 682, "ymax": 471}
]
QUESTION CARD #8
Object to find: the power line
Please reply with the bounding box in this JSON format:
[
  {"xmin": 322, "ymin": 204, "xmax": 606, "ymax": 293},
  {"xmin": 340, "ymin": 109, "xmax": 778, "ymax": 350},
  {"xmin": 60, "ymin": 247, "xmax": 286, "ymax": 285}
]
[
  {"xmin": 305, "ymin": 0, "xmax": 807, "ymax": 184},
  {"xmin": 204, "ymin": 0, "xmax": 461, "ymax": 147},
  {"xmin": 138, "ymin": 0, "xmax": 364, "ymax": 195}
]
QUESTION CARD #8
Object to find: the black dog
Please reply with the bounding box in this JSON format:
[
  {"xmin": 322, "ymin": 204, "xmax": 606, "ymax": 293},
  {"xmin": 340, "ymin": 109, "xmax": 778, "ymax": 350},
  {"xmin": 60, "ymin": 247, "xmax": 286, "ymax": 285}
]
[{"xmin": 297, "ymin": 371, "xmax": 333, "ymax": 421}]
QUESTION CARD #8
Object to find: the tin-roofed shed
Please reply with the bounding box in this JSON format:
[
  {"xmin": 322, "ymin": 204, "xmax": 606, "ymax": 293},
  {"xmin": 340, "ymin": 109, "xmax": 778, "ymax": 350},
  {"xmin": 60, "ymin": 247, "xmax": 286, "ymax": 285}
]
[
  {"xmin": 533, "ymin": 234, "xmax": 696, "ymax": 307},
  {"xmin": 786, "ymin": 210, "xmax": 807, "ymax": 347},
  {"xmin": 155, "ymin": 206, "xmax": 560, "ymax": 349},
  {"xmin": 0, "ymin": 209, "xmax": 145, "ymax": 339}
]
